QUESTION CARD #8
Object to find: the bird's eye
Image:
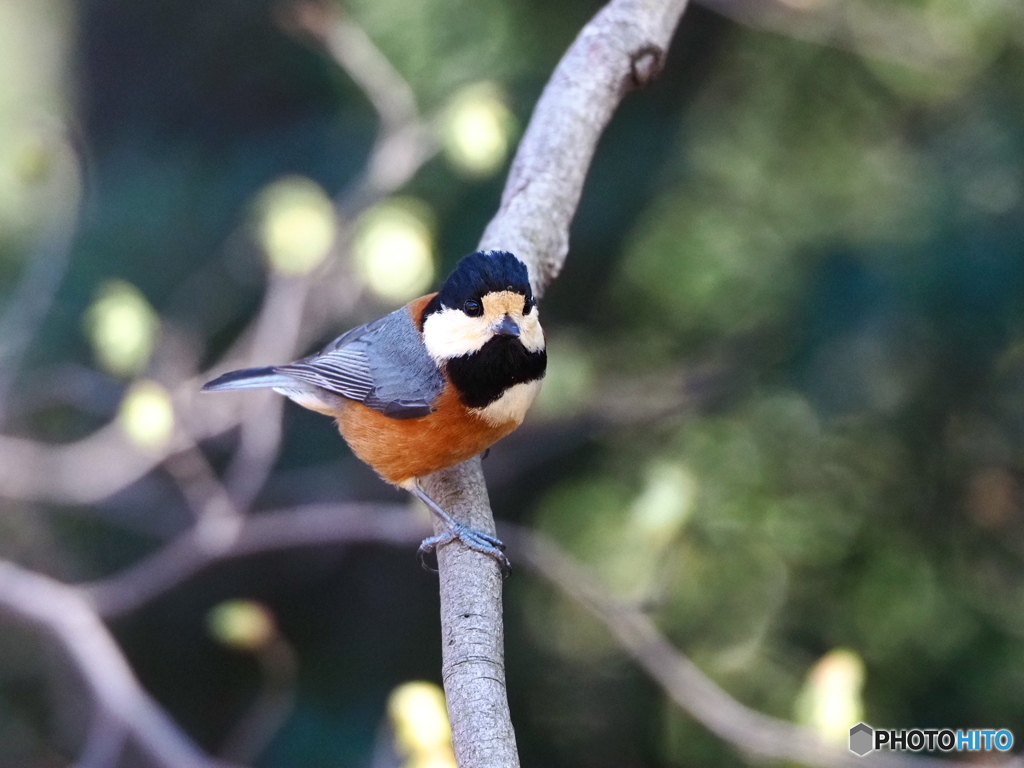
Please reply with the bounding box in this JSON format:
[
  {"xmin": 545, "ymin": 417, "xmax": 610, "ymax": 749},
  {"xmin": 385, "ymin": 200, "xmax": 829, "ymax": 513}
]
[
  {"xmin": 523, "ymin": 297, "xmax": 535, "ymax": 315},
  {"xmin": 463, "ymin": 299, "xmax": 482, "ymax": 317}
]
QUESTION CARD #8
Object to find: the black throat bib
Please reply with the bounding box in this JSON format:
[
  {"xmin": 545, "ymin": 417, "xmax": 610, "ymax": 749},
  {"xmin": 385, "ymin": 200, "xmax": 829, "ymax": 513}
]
[{"xmin": 445, "ymin": 336, "xmax": 547, "ymax": 409}]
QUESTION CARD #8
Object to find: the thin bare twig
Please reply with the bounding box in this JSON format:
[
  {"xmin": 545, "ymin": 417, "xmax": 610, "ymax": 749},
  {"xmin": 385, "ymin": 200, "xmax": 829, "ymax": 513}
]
[
  {"xmin": 505, "ymin": 527, "xmax": 1022, "ymax": 768},
  {"xmin": 0, "ymin": 560, "xmax": 234, "ymax": 768},
  {"xmin": 0, "ymin": 6, "xmax": 440, "ymax": 511},
  {"xmin": 222, "ymin": 275, "xmax": 312, "ymax": 510},
  {"xmin": 0, "ymin": 133, "xmax": 82, "ymax": 425},
  {"xmin": 163, "ymin": 440, "xmax": 240, "ymax": 525},
  {"xmin": 287, "ymin": 1, "xmax": 417, "ymax": 134},
  {"xmin": 0, "ymin": 8, "xmax": 442, "ymax": 768},
  {"xmin": 0, "ymin": 424, "xmax": 186, "ymax": 505},
  {"xmin": 218, "ymin": 636, "xmax": 298, "ymax": 764},
  {"xmin": 84, "ymin": 503, "xmax": 421, "ymax": 617},
  {"xmin": 71, "ymin": 712, "xmax": 126, "ymax": 768},
  {"xmin": 67, "ymin": 503, "xmax": 1012, "ymax": 768},
  {"xmin": 284, "ymin": 0, "xmax": 438, "ymax": 209}
]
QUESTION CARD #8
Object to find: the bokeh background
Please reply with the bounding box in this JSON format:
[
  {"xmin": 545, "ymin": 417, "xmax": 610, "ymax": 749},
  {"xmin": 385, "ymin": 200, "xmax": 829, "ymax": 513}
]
[{"xmin": 2, "ymin": 0, "xmax": 1024, "ymax": 765}]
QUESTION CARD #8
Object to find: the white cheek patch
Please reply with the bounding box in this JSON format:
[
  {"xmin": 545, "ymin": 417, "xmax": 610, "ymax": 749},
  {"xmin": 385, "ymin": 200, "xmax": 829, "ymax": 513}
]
[
  {"xmin": 519, "ymin": 311, "xmax": 544, "ymax": 353},
  {"xmin": 422, "ymin": 307, "xmax": 492, "ymax": 362},
  {"xmin": 470, "ymin": 379, "xmax": 543, "ymax": 427},
  {"xmin": 423, "ymin": 297, "xmax": 546, "ymax": 362}
]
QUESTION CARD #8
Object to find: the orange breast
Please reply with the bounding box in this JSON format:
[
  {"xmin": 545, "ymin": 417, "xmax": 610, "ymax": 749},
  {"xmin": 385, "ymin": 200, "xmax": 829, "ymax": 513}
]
[{"xmin": 334, "ymin": 385, "xmax": 518, "ymax": 486}]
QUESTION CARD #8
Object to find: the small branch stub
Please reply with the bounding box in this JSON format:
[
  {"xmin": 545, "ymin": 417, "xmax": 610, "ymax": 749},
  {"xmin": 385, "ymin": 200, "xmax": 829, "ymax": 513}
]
[{"xmin": 629, "ymin": 44, "xmax": 666, "ymax": 89}]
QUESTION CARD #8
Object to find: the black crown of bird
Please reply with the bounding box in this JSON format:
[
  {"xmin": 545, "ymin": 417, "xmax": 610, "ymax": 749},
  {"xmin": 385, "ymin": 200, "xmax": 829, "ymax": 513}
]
[{"xmin": 204, "ymin": 250, "xmax": 546, "ymax": 573}]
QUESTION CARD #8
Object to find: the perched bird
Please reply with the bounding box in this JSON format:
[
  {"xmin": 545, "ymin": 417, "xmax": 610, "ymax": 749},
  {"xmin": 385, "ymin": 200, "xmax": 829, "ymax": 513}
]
[{"xmin": 203, "ymin": 250, "xmax": 546, "ymax": 573}]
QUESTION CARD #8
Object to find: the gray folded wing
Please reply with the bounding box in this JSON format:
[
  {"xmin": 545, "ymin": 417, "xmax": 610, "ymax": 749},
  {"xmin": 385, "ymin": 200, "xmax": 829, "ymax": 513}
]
[{"xmin": 277, "ymin": 306, "xmax": 444, "ymax": 419}]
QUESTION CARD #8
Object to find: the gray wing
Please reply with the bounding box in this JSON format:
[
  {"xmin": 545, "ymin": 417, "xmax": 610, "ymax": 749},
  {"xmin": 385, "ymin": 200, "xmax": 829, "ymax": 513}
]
[{"xmin": 277, "ymin": 307, "xmax": 444, "ymax": 419}]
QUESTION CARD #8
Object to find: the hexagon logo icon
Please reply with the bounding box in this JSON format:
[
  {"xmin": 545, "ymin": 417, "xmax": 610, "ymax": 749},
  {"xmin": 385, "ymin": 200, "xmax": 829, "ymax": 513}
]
[{"xmin": 849, "ymin": 723, "xmax": 874, "ymax": 756}]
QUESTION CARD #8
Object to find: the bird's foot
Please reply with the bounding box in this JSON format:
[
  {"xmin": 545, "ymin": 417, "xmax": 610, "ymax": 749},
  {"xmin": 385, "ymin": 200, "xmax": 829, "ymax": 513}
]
[{"xmin": 417, "ymin": 522, "xmax": 510, "ymax": 577}]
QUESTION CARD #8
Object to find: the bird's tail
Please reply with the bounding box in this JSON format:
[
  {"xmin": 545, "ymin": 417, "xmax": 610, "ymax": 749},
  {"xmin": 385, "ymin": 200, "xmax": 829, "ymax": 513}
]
[{"xmin": 201, "ymin": 366, "xmax": 295, "ymax": 392}]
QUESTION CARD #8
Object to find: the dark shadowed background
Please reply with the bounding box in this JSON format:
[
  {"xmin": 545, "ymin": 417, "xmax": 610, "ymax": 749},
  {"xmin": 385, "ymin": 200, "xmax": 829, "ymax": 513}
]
[{"xmin": 2, "ymin": 0, "xmax": 1024, "ymax": 765}]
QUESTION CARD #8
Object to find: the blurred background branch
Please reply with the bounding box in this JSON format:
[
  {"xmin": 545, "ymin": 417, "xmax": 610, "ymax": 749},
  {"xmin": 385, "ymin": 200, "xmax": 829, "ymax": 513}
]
[
  {"xmin": 9, "ymin": 492, "xmax": 1007, "ymax": 768},
  {"xmin": 84, "ymin": 504, "xmax": 420, "ymax": 617},
  {"xmin": 2, "ymin": 0, "xmax": 1024, "ymax": 764},
  {"xmin": 0, "ymin": 561, "xmax": 231, "ymax": 768},
  {"xmin": 0, "ymin": 132, "xmax": 82, "ymax": 425},
  {"xmin": 0, "ymin": 2, "xmax": 448, "ymax": 763},
  {"xmin": 507, "ymin": 527, "xmax": 1024, "ymax": 768}
]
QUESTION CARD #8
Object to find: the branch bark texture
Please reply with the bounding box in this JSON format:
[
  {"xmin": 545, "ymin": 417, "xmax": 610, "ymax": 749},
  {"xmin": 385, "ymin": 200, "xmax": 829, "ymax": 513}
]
[
  {"xmin": 480, "ymin": 0, "xmax": 690, "ymax": 295},
  {"xmin": 422, "ymin": 1, "xmax": 689, "ymax": 766}
]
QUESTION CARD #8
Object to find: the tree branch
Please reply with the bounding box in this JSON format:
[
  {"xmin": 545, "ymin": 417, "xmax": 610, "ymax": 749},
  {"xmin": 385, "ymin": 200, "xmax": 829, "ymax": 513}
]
[
  {"xmin": 504, "ymin": 527, "xmax": 1024, "ymax": 768},
  {"xmin": 423, "ymin": 1, "xmax": 690, "ymax": 766},
  {"xmin": 69, "ymin": 502, "xmax": 1011, "ymax": 768},
  {"xmin": 0, "ymin": 133, "xmax": 82, "ymax": 425},
  {"xmin": 0, "ymin": 5, "xmax": 440, "ymax": 510},
  {"xmin": 85, "ymin": 503, "xmax": 420, "ymax": 617},
  {"xmin": 0, "ymin": 8, "xmax": 443, "ymax": 767},
  {"xmin": 71, "ymin": 712, "xmax": 126, "ymax": 768},
  {"xmin": 286, "ymin": 1, "xmax": 418, "ymax": 135},
  {"xmin": 480, "ymin": 0, "xmax": 690, "ymax": 296},
  {"xmin": 425, "ymin": 460, "xmax": 518, "ymax": 768},
  {"xmin": 0, "ymin": 560, "xmax": 234, "ymax": 768}
]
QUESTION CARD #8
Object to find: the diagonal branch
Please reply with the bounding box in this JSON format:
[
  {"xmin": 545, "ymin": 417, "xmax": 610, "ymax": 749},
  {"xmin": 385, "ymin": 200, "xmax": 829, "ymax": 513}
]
[
  {"xmin": 0, "ymin": 7, "xmax": 442, "ymax": 768},
  {"xmin": 504, "ymin": 527, "xmax": 1023, "ymax": 768},
  {"xmin": 480, "ymin": 0, "xmax": 690, "ymax": 296},
  {"xmin": 422, "ymin": 1, "xmax": 690, "ymax": 767},
  {"xmin": 68, "ymin": 503, "xmax": 1010, "ymax": 768},
  {"xmin": 0, "ymin": 7, "xmax": 439, "ymax": 510},
  {"xmin": 0, "ymin": 560, "xmax": 235, "ymax": 768},
  {"xmin": 285, "ymin": 0, "xmax": 418, "ymax": 135},
  {"xmin": 0, "ymin": 133, "xmax": 82, "ymax": 425},
  {"xmin": 85, "ymin": 503, "xmax": 420, "ymax": 617}
]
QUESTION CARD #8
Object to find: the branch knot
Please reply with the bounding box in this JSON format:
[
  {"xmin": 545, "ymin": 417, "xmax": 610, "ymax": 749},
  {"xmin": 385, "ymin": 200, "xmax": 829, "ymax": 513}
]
[{"xmin": 629, "ymin": 44, "xmax": 666, "ymax": 90}]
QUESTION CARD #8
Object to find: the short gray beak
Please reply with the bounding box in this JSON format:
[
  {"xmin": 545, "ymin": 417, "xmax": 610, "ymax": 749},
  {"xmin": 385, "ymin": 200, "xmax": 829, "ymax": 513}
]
[{"xmin": 493, "ymin": 315, "xmax": 520, "ymax": 338}]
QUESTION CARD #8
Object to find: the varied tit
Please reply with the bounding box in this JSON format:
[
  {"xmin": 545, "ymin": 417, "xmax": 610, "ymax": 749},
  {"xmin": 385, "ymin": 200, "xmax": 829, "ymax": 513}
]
[{"xmin": 203, "ymin": 250, "xmax": 546, "ymax": 573}]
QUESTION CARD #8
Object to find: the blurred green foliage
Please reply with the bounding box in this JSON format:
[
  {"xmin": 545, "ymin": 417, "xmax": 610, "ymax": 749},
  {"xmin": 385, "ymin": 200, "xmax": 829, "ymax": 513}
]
[{"xmin": 3, "ymin": 0, "xmax": 1024, "ymax": 765}]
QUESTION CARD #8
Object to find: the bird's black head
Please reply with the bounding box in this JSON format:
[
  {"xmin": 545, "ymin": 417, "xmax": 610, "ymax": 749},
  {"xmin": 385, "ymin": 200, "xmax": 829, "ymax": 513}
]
[
  {"xmin": 428, "ymin": 250, "xmax": 534, "ymax": 314},
  {"xmin": 421, "ymin": 250, "xmax": 546, "ymax": 412}
]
